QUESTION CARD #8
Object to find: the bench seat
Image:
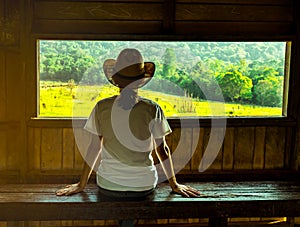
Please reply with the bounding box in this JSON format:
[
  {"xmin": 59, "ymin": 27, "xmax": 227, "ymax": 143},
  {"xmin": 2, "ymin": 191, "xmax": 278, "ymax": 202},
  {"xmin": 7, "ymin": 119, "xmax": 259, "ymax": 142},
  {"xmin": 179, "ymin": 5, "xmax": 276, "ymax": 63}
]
[{"xmin": 0, "ymin": 181, "xmax": 300, "ymax": 225}]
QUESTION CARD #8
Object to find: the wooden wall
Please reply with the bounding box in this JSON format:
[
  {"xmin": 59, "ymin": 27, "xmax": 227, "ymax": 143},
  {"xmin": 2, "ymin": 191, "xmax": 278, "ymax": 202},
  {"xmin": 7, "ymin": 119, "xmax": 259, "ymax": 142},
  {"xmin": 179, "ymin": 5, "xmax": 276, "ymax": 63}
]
[
  {"xmin": 26, "ymin": 124, "xmax": 295, "ymax": 183},
  {"xmin": 0, "ymin": 0, "xmax": 299, "ymax": 185}
]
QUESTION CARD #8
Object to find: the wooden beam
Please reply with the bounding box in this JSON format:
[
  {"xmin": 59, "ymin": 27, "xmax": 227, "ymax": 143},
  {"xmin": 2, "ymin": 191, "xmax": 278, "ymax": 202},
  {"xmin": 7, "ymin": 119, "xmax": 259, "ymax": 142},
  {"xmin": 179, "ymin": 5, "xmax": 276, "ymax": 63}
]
[{"xmin": 162, "ymin": 0, "xmax": 175, "ymax": 34}]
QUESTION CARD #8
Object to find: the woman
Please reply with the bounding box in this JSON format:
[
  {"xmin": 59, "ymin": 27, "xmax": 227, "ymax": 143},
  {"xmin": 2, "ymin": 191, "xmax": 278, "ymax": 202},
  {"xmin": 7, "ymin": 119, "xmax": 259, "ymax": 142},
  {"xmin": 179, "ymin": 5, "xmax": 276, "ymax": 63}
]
[{"xmin": 56, "ymin": 48, "xmax": 200, "ymax": 199}]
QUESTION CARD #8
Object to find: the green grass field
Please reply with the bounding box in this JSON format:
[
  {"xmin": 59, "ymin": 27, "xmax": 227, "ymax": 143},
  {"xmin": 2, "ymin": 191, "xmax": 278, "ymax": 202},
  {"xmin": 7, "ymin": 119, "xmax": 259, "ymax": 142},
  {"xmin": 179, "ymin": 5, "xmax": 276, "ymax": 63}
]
[{"xmin": 39, "ymin": 81, "xmax": 282, "ymax": 117}]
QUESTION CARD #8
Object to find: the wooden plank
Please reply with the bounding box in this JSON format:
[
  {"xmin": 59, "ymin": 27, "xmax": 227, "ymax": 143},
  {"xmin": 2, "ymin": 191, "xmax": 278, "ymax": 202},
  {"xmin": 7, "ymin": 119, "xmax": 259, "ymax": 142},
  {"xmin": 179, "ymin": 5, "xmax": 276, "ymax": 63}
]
[
  {"xmin": 0, "ymin": 0, "xmax": 4, "ymax": 16},
  {"xmin": 0, "ymin": 51, "xmax": 5, "ymax": 121},
  {"xmin": 203, "ymin": 128, "xmax": 224, "ymax": 171},
  {"xmin": 62, "ymin": 128, "xmax": 75, "ymax": 169},
  {"xmin": 72, "ymin": 220, "xmax": 94, "ymax": 226},
  {"xmin": 191, "ymin": 127, "xmax": 204, "ymax": 171},
  {"xmin": 174, "ymin": 22, "xmax": 293, "ymax": 36},
  {"xmin": 5, "ymin": 52, "xmax": 24, "ymax": 121},
  {"xmin": 27, "ymin": 127, "xmax": 35, "ymax": 170},
  {"xmin": 163, "ymin": 0, "xmax": 175, "ymax": 33},
  {"xmin": 55, "ymin": 0, "xmax": 164, "ymax": 1},
  {"xmin": 0, "ymin": 131, "xmax": 6, "ymax": 171},
  {"xmin": 32, "ymin": 20, "xmax": 162, "ymax": 34},
  {"xmin": 1, "ymin": 182, "xmax": 300, "ymax": 221},
  {"xmin": 41, "ymin": 128, "xmax": 62, "ymax": 170},
  {"xmin": 92, "ymin": 220, "xmax": 105, "ymax": 226},
  {"xmin": 284, "ymin": 127, "xmax": 294, "ymax": 168},
  {"xmin": 6, "ymin": 126, "xmax": 20, "ymax": 170},
  {"xmin": 170, "ymin": 128, "xmax": 193, "ymax": 171},
  {"xmin": 176, "ymin": 0, "xmax": 291, "ymax": 5},
  {"xmin": 25, "ymin": 221, "xmax": 39, "ymax": 227},
  {"xmin": 34, "ymin": 2, "xmax": 163, "ymax": 20},
  {"xmin": 204, "ymin": 128, "xmax": 223, "ymax": 170},
  {"xmin": 0, "ymin": 0, "xmax": 21, "ymax": 48},
  {"xmin": 265, "ymin": 127, "xmax": 286, "ymax": 169},
  {"xmin": 175, "ymin": 4, "xmax": 292, "ymax": 21},
  {"xmin": 5, "ymin": 50, "xmax": 24, "ymax": 176},
  {"xmin": 253, "ymin": 127, "xmax": 266, "ymax": 169},
  {"xmin": 27, "ymin": 127, "xmax": 41, "ymax": 170},
  {"xmin": 222, "ymin": 127, "xmax": 234, "ymax": 170},
  {"xmin": 40, "ymin": 221, "xmax": 61, "ymax": 227},
  {"xmin": 33, "ymin": 128, "xmax": 42, "ymax": 170},
  {"xmin": 199, "ymin": 127, "xmax": 211, "ymax": 171},
  {"xmin": 234, "ymin": 127, "xmax": 255, "ymax": 169}
]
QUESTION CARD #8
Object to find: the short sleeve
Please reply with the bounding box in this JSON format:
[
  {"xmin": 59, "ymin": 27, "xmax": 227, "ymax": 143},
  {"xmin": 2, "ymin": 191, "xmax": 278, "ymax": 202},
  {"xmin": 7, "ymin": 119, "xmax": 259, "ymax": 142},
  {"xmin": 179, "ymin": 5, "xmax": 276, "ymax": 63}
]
[
  {"xmin": 84, "ymin": 104, "xmax": 102, "ymax": 136},
  {"xmin": 150, "ymin": 105, "xmax": 172, "ymax": 139}
]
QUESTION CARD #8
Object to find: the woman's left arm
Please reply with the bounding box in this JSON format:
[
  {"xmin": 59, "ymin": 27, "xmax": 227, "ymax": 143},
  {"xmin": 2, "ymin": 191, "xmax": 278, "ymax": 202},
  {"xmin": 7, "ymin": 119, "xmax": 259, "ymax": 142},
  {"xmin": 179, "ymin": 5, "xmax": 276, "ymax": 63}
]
[{"xmin": 154, "ymin": 137, "xmax": 200, "ymax": 197}]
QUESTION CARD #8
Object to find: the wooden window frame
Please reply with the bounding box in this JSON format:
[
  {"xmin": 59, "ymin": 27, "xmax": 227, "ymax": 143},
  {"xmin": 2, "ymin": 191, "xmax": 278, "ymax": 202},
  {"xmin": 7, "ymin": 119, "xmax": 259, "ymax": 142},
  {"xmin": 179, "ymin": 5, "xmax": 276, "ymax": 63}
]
[{"xmin": 27, "ymin": 34, "xmax": 296, "ymax": 128}]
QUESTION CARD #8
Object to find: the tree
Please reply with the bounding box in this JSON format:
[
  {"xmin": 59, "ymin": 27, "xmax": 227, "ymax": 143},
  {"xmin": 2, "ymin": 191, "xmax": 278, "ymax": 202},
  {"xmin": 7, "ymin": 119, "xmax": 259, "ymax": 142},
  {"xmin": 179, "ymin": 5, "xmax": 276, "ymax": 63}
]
[
  {"xmin": 253, "ymin": 76, "xmax": 283, "ymax": 107},
  {"xmin": 40, "ymin": 41, "xmax": 95, "ymax": 83},
  {"xmin": 217, "ymin": 69, "xmax": 253, "ymax": 103},
  {"xmin": 162, "ymin": 48, "xmax": 177, "ymax": 80}
]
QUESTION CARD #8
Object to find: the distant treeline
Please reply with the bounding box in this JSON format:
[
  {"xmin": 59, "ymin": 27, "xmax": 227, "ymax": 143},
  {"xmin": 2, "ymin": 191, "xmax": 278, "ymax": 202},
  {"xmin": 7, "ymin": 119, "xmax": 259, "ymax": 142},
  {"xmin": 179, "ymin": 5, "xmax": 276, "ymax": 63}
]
[{"xmin": 39, "ymin": 41, "xmax": 286, "ymax": 107}]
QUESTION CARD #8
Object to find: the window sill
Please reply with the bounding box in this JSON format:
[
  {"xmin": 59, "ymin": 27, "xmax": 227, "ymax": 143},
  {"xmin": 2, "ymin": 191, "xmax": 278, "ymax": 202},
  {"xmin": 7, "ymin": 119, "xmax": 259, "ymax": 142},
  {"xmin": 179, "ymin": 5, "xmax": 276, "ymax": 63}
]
[{"xmin": 27, "ymin": 116, "xmax": 296, "ymax": 128}]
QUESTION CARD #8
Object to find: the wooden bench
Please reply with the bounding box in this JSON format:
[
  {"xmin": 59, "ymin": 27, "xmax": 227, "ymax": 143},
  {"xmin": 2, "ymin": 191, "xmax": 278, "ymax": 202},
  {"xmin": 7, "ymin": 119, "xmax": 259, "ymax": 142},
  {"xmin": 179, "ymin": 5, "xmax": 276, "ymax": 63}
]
[{"xmin": 1, "ymin": 181, "xmax": 300, "ymax": 226}]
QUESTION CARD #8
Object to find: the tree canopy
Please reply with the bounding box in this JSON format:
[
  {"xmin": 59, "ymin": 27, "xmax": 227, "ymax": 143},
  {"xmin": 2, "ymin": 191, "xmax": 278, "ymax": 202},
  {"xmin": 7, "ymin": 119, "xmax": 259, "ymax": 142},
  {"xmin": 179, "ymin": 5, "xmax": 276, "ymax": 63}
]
[{"xmin": 39, "ymin": 40, "xmax": 286, "ymax": 107}]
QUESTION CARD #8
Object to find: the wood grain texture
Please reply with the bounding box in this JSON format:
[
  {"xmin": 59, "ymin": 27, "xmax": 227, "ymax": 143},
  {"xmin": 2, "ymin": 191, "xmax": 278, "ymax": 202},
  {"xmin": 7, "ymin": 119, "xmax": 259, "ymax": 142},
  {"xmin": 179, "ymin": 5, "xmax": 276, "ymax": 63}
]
[
  {"xmin": 234, "ymin": 127, "xmax": 255, "ymax": 169},
  {"xmin": 0, "ymin": 51, "xmax": 5, "ymax": 121},
  {"xmin": 6, "ymin": 127, "xmax": 20, "ymax": 170},
  {"xmin": 191, "ymin": 127, "xmax": 204, "ymax": 171},
  {"xmin": 1, "ymin": 181, "xmax": 300, "ymax": 221},
  {"xmin": 176, "ymin": 0, "xmax": 291, "ymax": 4},
  {"xmin": 175, "ymin": 4, "xmax": 292, "ymax": 21},
  {"xmin": 284, "ymin": 127, "xmax": 294, "ymax": 168},
  {"xmin": 34, "ymin": 1, "xmax": 163, "ymax": 20},
  {"xmin": 0, "ymin": 0, "xmax": 298, "ymax": 186},
  {"xmin": 174, "ymin": 22, "xmax": 293, "ymax": 36},
  {"xmin": 208, "ymin": 127, "xmax": 226, "ymax": 170},
  {"xmin": 265, "ymin": 127, "xmax": 286, "ymax": 169},
  {"xmin": 253, "ymin": 127, "xmax": 266, "ymax": 169},
  {"xmin": 0, "ymin": 131, "xmax": 7, "ymax": 170},
  {"xmin": 32, "ymin": 20, "xmax": 163, "ymax": 34},
  {"xmin": 170, "ymin": 127, "xmax": 193, "ymax": 172},
  {"xmin": 5, "ymin": 52, "xmax": 23, "ymax": 121},
  {"xmin": 223, "ymin": 127, "xmax": 234, "ymax": 170},
  {"xmin": 41, "ymin": 128, "xmax": 63, "ymax": 170},
  {"xmin": 32, "ymin": 128, "xmax": 42, "ymax": 170},
  {"xmin": 62, "ymin": 128, "xmax": 75, "ymax": 169}
]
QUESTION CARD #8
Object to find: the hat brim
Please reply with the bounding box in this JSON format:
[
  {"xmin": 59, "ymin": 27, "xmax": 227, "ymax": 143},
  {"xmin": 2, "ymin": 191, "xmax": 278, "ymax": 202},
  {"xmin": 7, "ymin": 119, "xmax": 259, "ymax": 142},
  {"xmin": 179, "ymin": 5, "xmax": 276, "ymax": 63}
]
[{"xmin": 103, "ymin": 59, "xmax": 155, "ymax": 88}]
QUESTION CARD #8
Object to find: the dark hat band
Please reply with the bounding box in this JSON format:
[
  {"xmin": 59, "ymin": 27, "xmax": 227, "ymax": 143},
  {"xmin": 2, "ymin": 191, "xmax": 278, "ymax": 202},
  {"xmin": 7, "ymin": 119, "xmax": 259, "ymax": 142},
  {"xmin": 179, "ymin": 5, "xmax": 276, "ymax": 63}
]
[{"xmin": 113, "ymin": 72, "xmax": 147, "ymax": 80}]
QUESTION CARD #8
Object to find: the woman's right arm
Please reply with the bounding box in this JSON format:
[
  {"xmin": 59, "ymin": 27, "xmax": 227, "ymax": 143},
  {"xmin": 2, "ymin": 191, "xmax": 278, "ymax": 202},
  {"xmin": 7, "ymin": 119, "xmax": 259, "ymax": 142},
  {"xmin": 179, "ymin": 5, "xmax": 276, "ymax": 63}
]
[{"xmin": 56, "ymin": 134, "xmax": 103, "ymax": 196}]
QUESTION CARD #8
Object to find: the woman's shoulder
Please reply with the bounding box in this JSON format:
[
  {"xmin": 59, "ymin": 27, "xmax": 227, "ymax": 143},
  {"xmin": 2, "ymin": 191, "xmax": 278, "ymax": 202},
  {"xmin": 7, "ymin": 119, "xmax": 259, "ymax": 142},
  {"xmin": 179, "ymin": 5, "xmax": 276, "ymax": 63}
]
[
  {"xmin": 96, "ymin": 96, "xmax": 117, "ymax": 105},
  {"xmin": 138, "ymin": 97, "xmax": 160, "ymax": 107}
]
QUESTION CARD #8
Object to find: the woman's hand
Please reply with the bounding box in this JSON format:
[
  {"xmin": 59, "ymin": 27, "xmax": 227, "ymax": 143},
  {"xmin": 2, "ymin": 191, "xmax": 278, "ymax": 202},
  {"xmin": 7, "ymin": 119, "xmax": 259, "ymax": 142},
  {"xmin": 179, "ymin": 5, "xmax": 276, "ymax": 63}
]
[
  {"xmin": 55, "ymin": 183, "xmax": 84, "ymax": 196},
  {"xmin": 171, "ymin": 183, "xmax": 200, "ymax": 198}
]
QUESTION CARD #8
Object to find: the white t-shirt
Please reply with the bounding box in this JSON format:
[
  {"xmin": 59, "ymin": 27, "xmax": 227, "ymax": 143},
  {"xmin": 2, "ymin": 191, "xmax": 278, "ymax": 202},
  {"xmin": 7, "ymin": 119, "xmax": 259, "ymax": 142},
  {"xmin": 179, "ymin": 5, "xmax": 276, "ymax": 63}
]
[{"xmin": 84, "ymin": 95, "xmax": 171, "ymax": 191}]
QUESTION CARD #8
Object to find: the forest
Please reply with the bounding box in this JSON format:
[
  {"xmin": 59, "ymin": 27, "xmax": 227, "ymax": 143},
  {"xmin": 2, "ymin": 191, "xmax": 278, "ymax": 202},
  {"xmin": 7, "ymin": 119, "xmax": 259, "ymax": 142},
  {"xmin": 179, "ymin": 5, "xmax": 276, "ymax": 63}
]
[{"xmin": 39, "ymin": 40, "xmax": 286, "ymax": 108}]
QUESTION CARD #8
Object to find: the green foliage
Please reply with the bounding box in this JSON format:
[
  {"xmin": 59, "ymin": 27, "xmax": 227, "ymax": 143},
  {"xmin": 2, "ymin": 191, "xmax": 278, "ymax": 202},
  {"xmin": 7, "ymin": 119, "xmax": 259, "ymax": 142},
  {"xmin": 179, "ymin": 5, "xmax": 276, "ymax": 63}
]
[
  {"xmin": 40, "ymin": 41, "xmax": 96, "ymax": 83},
  {"xmin": 254, "ymin": 76, "xmax": 283, "ymax": 107},
  {"xmin": 39, "ymin": 41, "xmax": 287, "ymax": 115},
  {"xmin": 217, "ymin": 68, "xmax": 253, "ymax": 102}
]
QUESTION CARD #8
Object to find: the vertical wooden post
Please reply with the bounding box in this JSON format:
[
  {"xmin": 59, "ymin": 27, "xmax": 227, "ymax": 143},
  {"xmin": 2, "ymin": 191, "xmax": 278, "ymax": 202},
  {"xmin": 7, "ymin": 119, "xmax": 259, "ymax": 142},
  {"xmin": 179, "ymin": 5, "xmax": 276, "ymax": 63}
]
[
  {"xmin": 289, "ymin": 0, "xmax": 300, "ymax": 170},
  {"xmin": 162, "ymin": 0, "xmax": 175, "ymax": 34},
  {"xmin": 208, "ymin": 217, "xmax": 228, "ymax": 227}
]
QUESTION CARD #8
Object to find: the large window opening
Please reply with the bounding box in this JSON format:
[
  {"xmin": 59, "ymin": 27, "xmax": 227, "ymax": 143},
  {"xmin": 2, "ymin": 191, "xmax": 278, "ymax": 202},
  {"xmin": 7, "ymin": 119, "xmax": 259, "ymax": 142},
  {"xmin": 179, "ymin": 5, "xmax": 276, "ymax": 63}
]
[{"xmin": 38, "ymin": 40, "xmax": 289, "ymax": 118}]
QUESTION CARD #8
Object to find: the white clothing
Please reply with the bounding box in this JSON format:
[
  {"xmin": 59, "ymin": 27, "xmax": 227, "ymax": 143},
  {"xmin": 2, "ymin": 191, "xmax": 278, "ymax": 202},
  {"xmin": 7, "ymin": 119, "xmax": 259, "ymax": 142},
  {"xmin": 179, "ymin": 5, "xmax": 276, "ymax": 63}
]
[{"xmin": 84, "ymin": 95, "xmax": 171, "ymax": 191}]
